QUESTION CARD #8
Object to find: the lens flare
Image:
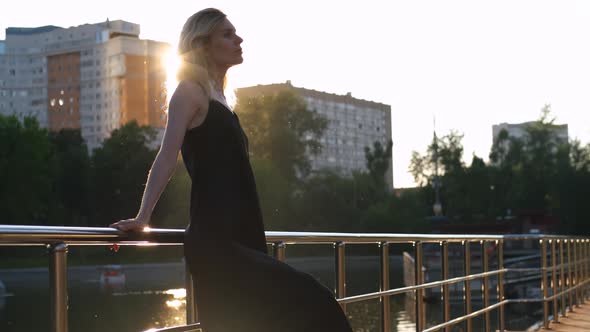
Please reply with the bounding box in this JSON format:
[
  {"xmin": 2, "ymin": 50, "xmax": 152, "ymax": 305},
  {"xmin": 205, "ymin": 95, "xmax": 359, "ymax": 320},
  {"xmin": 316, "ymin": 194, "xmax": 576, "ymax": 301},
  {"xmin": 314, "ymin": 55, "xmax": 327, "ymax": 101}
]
[{"xmin": 163, "ymin": 49, "xmax": 180, "ymax": 109}]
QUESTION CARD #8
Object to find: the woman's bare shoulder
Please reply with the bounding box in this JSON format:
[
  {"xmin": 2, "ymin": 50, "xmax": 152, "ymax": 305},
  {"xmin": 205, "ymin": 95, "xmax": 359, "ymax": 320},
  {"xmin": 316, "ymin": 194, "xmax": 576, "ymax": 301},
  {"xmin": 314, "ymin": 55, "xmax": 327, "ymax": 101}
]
[
  {"xmin": 167, "ymin": 80, "xmax": 209, "ymax": 129},
  {"xmin": 171, "ymin": 80, "xmax": 208, "ymax": 107}
]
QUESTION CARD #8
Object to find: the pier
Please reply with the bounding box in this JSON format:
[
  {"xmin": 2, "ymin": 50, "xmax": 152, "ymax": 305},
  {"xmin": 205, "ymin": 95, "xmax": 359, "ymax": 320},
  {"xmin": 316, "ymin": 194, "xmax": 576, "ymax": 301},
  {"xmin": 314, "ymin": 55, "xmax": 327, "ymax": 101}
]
[{"xmin": 540, "ymin": 302, "xmax": 590, "ymax": 332}]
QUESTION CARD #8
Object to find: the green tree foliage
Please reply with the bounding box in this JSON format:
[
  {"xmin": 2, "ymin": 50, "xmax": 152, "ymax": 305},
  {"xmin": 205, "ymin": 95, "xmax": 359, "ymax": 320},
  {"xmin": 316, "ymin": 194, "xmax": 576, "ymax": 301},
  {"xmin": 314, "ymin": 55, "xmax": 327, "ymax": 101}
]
[
  {"xmin": 151, "ymin": 159, "xmax": 191, "ymax": 228},
  {"xmin": 293, "ymin": 170, "xmax": 361, "ymax": 231},
  {"xmin": 234, "ymin": 90, "xmax": 332, "ymax": 230},
  {"xmin": 489, "ymin": 105, "xmax": 568, "ymax": 216},
  {"xmin": 409, "ymin": 131, "xmax": 476, "ymax": 218},
  {"xmin": 410, "ymin": 130, "xmax": 465, "ymax": 187},
  {"xmin": 561, "ymin": 140, "xmax": 590, "ymax": 233},
  {"xmin": 365, "ymin": 140, "xmax": 393, "ymax": 194},
  {"xmin": 0, "ymin": 115, "xmax": 54, "ymax": 225},
  {"xmin": 90, "ymin": 121, "xmax": 157, "ymax": 225},
  {"xmin": 49, "ymin": 129, "xmax": 91, "ymax": 226},
  {"xmin": 410, "ymin": 105, "xmax": 590, "ymax": 234},
  {"xmin": 235, "ymin": 90, "xmax": 328, "ymax": 182},
  {"xmin": 249, "ymin": 157, "xmax": 293, "ymax": 230}
]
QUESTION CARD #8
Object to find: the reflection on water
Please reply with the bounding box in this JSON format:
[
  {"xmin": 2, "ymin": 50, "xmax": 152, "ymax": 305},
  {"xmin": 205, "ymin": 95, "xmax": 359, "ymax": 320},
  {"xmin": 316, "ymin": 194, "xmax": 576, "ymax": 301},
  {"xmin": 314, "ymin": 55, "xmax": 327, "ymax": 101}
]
[
  {"xmin": 111, "ymin": 288, "xmax": 188, "ymax": 331},
  {"xmin": 0, "ymin": 258, "xmax": 543, "ymax": 332},
  {"xmin": 0, "ymin": 280, "xmax": 6, "ymax": 311},
  {"xmin": 396, "ymin": 310, "xmax": 416, "ymax": 332}
]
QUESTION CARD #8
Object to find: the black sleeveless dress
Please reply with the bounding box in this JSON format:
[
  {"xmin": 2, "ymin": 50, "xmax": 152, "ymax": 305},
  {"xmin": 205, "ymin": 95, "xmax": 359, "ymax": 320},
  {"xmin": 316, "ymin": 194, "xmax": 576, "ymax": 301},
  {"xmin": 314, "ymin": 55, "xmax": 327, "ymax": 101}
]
[{"xmin": 181, "ymin": 99, "xmax": 353, "ymax": 332}]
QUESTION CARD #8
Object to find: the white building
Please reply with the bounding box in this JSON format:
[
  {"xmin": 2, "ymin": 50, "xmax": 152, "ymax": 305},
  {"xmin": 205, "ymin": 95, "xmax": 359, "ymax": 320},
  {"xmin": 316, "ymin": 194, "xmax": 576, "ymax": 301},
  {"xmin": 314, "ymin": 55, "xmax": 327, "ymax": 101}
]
[
  {"xmin": 493, "ymin": 121, "xmax": 569, "ymax": 144},
  {"xmin": 0, "ymin": 20, "xmax": 169, "ymax": 150},
  {"xmin": 237, "ymin": 81, "xmax": 394, "ymax": 189}
]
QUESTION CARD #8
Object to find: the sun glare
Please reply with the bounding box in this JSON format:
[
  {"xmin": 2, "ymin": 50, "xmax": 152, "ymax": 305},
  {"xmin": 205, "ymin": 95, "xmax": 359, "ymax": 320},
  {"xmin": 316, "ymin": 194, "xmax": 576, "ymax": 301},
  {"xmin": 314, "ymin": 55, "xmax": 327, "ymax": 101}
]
[
  {"xmin": 164, "ymin": 288, "xmax": 186, "ymax": 299},
  {"xmin": 163, "ymin": 49, "xmax": 181, "ymax": 106}
]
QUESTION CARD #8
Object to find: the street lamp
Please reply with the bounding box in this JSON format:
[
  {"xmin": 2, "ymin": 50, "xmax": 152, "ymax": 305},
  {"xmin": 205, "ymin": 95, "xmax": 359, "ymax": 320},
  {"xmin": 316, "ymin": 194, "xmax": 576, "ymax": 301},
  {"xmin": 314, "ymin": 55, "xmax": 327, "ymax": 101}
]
[
  {"xmin": 432, "ymin": 119, "xmax": 443, "ymax": 217},
  {"xmin": 433, "ymin": 177, "xmax": 442, "ymax": 216}
]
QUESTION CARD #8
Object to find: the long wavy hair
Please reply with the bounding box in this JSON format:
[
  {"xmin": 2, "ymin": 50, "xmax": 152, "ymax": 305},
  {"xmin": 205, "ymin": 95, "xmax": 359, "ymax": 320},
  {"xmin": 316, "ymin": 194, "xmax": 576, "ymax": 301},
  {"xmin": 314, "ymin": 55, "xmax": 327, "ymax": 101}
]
[{"xmin": 177, "ymin": 8, "xmax": 227, "ymax": 97}]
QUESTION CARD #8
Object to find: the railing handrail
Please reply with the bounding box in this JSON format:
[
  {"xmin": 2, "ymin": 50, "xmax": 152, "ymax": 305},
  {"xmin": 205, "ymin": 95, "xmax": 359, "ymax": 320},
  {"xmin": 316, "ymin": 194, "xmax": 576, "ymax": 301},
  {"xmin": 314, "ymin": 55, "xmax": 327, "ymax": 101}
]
[
  {"xmin": 1, "ymin": 224, "xmax": 589, "ymax": 332},
  {"xmin": 0, "ymin": 224, "xmax": 585, "ymax": 245}
]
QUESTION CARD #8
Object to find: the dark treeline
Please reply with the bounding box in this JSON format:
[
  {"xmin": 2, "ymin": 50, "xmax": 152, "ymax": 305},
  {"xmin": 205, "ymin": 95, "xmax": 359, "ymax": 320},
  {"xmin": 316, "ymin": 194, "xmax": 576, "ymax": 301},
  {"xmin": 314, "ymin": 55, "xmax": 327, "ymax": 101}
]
[
  {"xmin": 0, "ymin": 90, "xmax": 424, "ymax": 236},
  {"xmin": 2, "ymin": 97, "xmax": 589, "ymax": 235},
  {"xmin": 410, "ymin": 105, "xmax": 590, "ymax": 235}
]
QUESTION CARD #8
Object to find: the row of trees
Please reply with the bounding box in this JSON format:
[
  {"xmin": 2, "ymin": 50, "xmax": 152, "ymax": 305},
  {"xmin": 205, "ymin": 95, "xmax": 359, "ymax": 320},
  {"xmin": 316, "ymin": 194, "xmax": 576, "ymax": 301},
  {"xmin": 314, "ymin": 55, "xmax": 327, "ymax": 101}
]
[
  {"xmin": 4, "ymin": 96, "xmax": 589, "ymax": 235},
  {"xmin": 409, "ymin": 106, "xmax": 590, "ymax": 234},
  {"xmin": 156, "ymin": 91, "xmax": 424, "ymax": 233},
  {"xmin": 234, "ymin": 91, "xmax": 421, "ymax": 232},
  {"xmin": 0, "ymin": 115, "xmax": 158, "ymax": 227},
  {"xmin": 2, "ymin": 90, "xmax": 425, "ymax": 234}
]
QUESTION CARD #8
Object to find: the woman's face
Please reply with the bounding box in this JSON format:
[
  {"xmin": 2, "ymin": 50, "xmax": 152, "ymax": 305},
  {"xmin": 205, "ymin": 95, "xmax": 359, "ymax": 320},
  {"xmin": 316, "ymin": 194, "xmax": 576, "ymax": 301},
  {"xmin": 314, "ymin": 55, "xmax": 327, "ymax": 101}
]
[{"xmin": 207, "ymin": 18, "xmax": 243, "ymax": 68}]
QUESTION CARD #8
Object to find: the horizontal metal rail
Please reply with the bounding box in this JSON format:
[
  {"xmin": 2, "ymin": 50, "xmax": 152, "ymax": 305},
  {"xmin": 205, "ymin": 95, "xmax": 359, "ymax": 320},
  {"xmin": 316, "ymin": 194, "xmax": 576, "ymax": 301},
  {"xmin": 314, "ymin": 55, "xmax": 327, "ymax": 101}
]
[
  {"xmin": 1, "ymin": 224, "xmax": 589, "ymax": 332},
  {"xmin": 148, "ymin": 323, "xmax": 202, "ymax": 332},
  {"xmin": 338, "ymin": 269, "xmax": 507, "ymax": 304}
]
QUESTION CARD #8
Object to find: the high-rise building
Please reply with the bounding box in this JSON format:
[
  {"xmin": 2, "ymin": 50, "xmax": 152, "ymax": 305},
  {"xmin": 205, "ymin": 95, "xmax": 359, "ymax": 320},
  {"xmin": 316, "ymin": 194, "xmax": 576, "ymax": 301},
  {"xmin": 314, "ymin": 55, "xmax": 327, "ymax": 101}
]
[
  {"xmin": 237, "ymin": 81, "xmax": 394, "ymax": 189},
  {"xmin": 492, "ymin": 121, "xmax": 569, "ymax": 144},
  {"xmin": 0, "ymin": 20, "xmax": 169, "ymax": 150},
  {"xmin": 491, "ymin": 121, "xmax": 569, "ymax": 166}
]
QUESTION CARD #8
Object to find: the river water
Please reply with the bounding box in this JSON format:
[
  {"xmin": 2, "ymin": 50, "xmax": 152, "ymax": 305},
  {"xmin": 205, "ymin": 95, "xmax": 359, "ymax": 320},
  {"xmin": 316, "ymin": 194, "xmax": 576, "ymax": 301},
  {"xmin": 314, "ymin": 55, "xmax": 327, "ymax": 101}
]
[{"xmin": 0, "ymin": 252, "xmax": 541, "ymax": 331}]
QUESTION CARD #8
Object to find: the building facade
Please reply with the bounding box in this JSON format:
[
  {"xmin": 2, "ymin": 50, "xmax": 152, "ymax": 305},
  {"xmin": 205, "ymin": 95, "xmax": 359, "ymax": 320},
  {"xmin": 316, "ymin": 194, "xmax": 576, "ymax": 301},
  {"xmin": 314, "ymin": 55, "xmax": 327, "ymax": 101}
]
[
  {"xmin": 492, "ymin": 121, "xmax": 569, "ymax": 148},
  {"xmin": 493, "ymin": 121, "xmax": 568, "ymax": 142},
  {"xmin": 0, "ymin": 20, "xmax": 169, "ymax": 150},
  {"xmin": 237, "ymin": 81, "xmax": 394, "ymax": 189}
]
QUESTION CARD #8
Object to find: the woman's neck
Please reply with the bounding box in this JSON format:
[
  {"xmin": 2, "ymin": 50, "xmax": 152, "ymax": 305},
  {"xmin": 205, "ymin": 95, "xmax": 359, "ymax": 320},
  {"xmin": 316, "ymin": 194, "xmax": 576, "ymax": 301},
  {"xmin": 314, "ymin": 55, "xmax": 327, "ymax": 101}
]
[{"xmin": 208, "ymin": 65, "xmax": 228, "ymax": 96}]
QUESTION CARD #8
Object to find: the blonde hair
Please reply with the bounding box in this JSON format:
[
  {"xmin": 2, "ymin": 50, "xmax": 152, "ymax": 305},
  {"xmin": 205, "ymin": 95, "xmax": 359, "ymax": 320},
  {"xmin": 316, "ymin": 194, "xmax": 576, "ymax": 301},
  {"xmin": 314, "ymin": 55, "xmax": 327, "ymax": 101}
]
[{"xmin": 177, "ymin": 8, "xmax": 227, "ymax": 97}]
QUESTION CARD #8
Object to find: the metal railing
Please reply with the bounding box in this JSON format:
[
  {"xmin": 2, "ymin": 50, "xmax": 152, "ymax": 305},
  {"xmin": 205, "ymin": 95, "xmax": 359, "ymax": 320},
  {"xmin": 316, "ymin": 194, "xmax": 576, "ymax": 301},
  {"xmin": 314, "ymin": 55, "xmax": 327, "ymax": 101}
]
[{"xmin": 1, "ymin": 225, "xmax": 589, "ymax": 332}]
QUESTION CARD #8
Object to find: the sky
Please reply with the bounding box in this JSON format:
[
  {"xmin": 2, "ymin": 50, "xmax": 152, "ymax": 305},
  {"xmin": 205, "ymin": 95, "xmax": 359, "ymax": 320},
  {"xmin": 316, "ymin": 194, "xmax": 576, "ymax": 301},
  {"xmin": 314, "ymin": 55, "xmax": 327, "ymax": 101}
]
[{"xmin": 2, "ymin": 1, "xmax": 590, "ymax": 187}]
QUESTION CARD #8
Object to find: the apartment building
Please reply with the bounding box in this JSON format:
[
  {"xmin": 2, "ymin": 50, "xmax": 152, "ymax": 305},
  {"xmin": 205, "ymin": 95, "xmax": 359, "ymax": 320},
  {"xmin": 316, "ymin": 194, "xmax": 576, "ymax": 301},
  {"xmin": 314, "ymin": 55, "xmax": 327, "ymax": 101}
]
[
  {"xmin": 237, "ymin": 81, "xmax": 394, "ymax": 189},
  {"xmin": 492, "ymin": 121, "xmax": 569, "ymax": 143},
  {"xmin": 0, "ymin": 20, "xmax": 169, "ymax": 150}
]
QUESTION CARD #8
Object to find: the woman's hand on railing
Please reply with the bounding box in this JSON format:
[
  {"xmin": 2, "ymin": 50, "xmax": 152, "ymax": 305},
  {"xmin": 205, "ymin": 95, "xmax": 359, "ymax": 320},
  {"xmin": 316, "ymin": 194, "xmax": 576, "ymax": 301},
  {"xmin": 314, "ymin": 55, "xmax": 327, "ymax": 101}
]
[{"xmin": 109, "ymin": 216, "xmax": 150, "ymax": 232}]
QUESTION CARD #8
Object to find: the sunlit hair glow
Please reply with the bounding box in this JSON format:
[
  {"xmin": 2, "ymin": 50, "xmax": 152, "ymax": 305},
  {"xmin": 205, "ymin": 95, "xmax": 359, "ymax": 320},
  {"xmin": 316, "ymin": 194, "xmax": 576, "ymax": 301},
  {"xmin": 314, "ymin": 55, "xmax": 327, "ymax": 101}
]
[{"xmin": 177, "ymin": 8, "xmax": 227, "ymax": 97}]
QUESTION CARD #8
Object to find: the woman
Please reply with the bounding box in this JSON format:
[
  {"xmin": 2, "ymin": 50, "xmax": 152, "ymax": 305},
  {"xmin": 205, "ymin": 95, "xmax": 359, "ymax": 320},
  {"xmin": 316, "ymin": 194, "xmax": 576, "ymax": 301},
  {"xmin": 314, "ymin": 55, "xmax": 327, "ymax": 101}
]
[{"xmin": 110, "ymin": 8, "xmax": 353, "ymax": 332}]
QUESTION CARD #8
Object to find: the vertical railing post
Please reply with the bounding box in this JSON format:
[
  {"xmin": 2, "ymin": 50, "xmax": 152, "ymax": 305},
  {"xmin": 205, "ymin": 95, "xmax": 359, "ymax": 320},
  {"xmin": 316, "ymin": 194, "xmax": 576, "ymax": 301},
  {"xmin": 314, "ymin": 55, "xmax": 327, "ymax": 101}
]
[
  {"xmin": 48, "ymin": 242, "xmax": 68, "ymax": 332},
  {"xmin": 185, "ymin": 264, "xmax": 198, "ymax": 325},
  {"xmin": 441, "ymin": 241, "xmax": 450, "ymax": 332},
  {"xmin": 584, "ymin": 240, "xmax": 588, "ymax": 301},
  {"xmin": 481, "ymin": 241, "xmax": 490, "ymax": 332},
  {"xmin": 335, "ymin": 242, "xmax": 346, "ymax": 312},
  {"xmin": 586, "ymin": 239, "xmax": 590, "ymax": 300},
  {"xmin": 415, "ymin": 241, "xmax": 425, "ymax": 332},
  {"xmin": 380, "ymin": 242, "xmax": 391, "ymax": 332},
  {"xmin": 273, "ymin": 242, "xmax": 286, "ymax": 262},
  {"xmin": 463, "ymin": 241, "xmax": 472, "ymax": 332},
  {"xmin": 584, "ymin": 239, "xmax": 589, "ymax": 301},
  {"xmin": 567, "ymin": 239, "xmax": 574, "ymax": 312},
  {"xmin": 541, "ymin": 239, "xmax": 549, "ymax": 329},
  {"xmin": 559, "ymin": 239, "xmax": 566, "ymax": 318},
  {"xmin": 497, "ymin": 240, "xmax": 505, "ymax": 332},
  {"xmin": 574, "ymin": 239, "xmax": 580, "ymax": 307},
  {"xmin": 584, "ymin": 239, "xmax": 588, "ymax": 302},
  {"xmin": 551, "ymin": 239, "xmax": 559, "ymax": 323},
  {"xmin": 578, "ymin": 239, "xmax": 585, "ymax": 304}
]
